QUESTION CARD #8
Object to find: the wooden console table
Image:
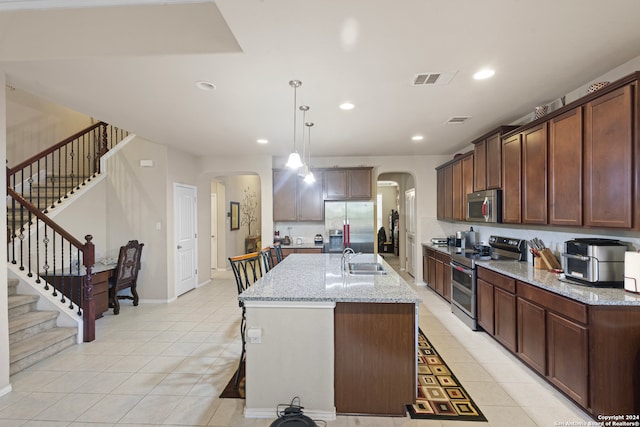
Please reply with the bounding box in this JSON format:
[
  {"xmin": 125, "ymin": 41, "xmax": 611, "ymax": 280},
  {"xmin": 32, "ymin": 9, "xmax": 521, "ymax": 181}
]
[{"xmin": 44, "ymin": 263, "xmax": 116, "ymax": 319}]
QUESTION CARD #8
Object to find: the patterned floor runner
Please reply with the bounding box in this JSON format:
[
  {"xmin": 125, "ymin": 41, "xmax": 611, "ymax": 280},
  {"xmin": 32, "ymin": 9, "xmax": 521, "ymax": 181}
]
[{"xmin": 406, "ymin": 329, "xmax": 487, "ymax": 421}]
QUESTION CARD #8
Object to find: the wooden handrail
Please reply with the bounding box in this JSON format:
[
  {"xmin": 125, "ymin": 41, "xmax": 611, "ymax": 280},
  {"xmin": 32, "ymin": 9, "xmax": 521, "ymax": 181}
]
[
  {"xmin": 7, "ymin": 188, "xmax": 85, "ymax": 248},
  {"xmin": 7, "ymin": 121, "xmax": 105, "ymax": 175}
]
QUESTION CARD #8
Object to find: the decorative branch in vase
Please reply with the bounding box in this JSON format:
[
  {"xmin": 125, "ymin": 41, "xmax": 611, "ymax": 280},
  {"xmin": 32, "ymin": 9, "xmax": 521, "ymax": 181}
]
[{"xmin": 240, "ymin": 187, "xmax": 259, "ymax": 237}]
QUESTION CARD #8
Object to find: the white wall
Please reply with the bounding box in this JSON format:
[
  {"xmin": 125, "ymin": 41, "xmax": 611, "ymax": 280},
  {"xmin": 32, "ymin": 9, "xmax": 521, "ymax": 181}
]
[{"xmin": 0, "ymin": 71, "xmax": 11, "ymax": 396}]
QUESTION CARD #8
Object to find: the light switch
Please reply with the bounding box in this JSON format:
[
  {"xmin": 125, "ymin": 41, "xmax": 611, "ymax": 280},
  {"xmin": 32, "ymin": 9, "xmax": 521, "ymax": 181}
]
[
  {"xmin": 247, "ymin": 327, "xmax": 262, "ymax": 344},
  {"xmin": 155, "ymin": 222, "xmax": 161, "ymax": 231}
]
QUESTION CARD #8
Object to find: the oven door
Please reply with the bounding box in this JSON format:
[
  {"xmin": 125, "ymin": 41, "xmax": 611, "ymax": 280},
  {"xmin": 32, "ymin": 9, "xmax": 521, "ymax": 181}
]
[{"xmin": 450, "ymin": 262, "xmax": 478, "ymax": 330}]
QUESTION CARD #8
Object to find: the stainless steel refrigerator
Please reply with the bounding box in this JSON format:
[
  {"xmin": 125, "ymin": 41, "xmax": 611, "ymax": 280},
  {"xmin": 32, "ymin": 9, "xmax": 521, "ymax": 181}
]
[{"xmin": 324, "ymin": 201, "xmax": 375, "ymax": 253}]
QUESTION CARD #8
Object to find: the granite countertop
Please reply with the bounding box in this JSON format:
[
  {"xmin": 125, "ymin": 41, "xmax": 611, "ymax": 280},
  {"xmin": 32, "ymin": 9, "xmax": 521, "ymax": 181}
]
[
  {"xmin": 239, "ymin": 253, "xmax": 421, "ymax": 304},
  {"xmin": 421, "ymin": 241, "xmax": 640, "ymax": 306}
]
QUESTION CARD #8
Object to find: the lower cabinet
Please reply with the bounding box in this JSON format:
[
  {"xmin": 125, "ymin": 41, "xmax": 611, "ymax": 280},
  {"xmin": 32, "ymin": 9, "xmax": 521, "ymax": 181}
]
[
  {"xmin": 476, "ymin": 278, "xmax": 494, "ymax": 334},
  {"xmin": 423, "ymin": 246, "xmax": 450, "ymax": 302},
  {"xmin": 494, "ymin": 288, "xmax": 517, "ymax": 352},
  {"xmin": 477, "ymin": 267, "xmax": 516, "ymax": 351},
  {"xmin": 281, "ymin": 247, "xmax": 322, "ymax": 259},
  {"xmin": 517, "ymin": 296, "xmax": 547, "ymax": 374}
]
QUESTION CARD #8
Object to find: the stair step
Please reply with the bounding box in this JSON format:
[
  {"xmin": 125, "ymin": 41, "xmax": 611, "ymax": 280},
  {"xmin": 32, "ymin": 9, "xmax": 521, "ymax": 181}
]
[
  {"xmin": 8, "ymin": 278, "xmax": 19, "ymax": 296},
  {"xmin": 8, "ymin": 294, "xmax": 39, "ymax": 319},
  {"xmin": 10, "ymin": 327, "xmax": 77, "ymax": 375},
  {"xmin": 9, "ymin": 310, "xmax": 59, "ymax": 344}
]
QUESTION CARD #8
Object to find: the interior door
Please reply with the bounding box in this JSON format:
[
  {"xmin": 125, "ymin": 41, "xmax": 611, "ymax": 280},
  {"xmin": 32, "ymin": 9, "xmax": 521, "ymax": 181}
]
[
  {"xmin": 405, "ymin": 188, "xmax": 416, "ymax": 277},
  {"xmin": 174, "ymin": 183, "xmax": 197, "ymax": 296}
]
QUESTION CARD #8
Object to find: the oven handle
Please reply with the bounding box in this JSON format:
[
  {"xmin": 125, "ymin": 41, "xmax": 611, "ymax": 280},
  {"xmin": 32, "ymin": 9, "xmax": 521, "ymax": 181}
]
[
  {"xmin": 450, "ymin": 262, "xmax": 474, "ymax": 276},
  {"xmin": 561, "ymin": 253, "xmax": 590, "ymax": 262}
]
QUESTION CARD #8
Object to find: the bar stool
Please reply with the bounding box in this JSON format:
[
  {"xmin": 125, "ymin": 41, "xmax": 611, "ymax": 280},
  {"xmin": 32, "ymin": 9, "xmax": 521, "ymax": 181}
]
[
  {"xmin": 228, "ymin": 252, "xmax": 265, "ymax": 388},
  {"xmin": 273, "ymin": 242, "xmax": 283, "ymax": 264},
  {"xmin": 261, "ymin": 246, "xmax": 274, "ymax": 272}
]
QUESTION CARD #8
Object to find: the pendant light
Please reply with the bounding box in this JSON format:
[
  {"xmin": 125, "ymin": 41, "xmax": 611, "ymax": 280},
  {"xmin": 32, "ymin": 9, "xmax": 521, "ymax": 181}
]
[
  {"xmin": 303, "ymin": 121, "xmax": 316, "ymax": 183},
  {"xmin": 285, "ymin": 80, "xmax": 304, "ymax": 169}
]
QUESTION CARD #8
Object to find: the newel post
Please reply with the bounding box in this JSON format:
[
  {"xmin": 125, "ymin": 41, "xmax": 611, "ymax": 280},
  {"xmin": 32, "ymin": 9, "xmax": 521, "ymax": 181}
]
[{"xmin": 82, "ymin": 234, "xmax": 96, "ymax": 342}]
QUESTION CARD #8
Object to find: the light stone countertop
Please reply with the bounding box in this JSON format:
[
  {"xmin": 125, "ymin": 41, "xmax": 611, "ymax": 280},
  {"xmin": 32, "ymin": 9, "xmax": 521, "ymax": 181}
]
[
  {"xmin": 277, "ymin": 243, "xmax": 325, "ymax": 250},
  {"xmin": 422, "ymin": 242, "xmax": 640, "ymax": 306},
  {"xmin": 238, "ymin": 253, "xmax": 421, "ymax": 304}
]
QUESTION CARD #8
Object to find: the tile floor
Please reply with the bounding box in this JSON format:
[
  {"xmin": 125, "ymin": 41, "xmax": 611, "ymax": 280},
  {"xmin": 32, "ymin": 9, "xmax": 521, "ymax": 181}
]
[{"xmin": 1, "ymin": 255, "xmax": 593, "ymax": 426}]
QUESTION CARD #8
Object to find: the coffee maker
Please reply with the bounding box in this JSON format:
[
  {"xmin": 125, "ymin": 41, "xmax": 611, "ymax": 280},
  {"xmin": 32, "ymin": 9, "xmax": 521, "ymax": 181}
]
[{"xmin": 454, "ymin": 227, "xmax": 479, "ymax": 251}]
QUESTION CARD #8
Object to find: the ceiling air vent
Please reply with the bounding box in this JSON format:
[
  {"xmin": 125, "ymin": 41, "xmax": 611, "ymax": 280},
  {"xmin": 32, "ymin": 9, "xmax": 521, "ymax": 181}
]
[
  {"xmin": 412, "ymin": 71, "xmax": 457, "ymax": 86},
  {"xmin": 444, "ymin": 116, "xmax": 471, "ymax": 125}
]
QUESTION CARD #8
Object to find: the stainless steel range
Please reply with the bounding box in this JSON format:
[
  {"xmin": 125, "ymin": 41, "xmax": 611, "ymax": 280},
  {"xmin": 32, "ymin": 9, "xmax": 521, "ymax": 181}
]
[{"xmin": 450, "ymin": 235, "xmax": 526, "ymax": 330}]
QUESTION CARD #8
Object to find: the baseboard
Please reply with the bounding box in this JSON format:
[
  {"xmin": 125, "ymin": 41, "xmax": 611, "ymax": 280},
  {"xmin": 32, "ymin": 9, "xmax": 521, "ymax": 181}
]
[
  {"xmin": 0, "ymin": 383, "xmax": 13, "ymax": 398},
  {"xmin": 197, "ymin": 279, "xmax": 211, "ymax": 288},
  {"xmin": 244, "ymin": 407, "xmax": 336, "ymax": 421}
]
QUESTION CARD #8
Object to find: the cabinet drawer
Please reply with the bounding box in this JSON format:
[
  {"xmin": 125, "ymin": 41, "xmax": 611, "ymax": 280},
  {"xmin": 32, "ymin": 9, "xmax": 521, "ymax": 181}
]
[
  {"xmin": 517, "ymin": 281, "xmax": 587, "ymax": 324},
  {"xmin": 435, "ymin": 252, "xmax": 450, "ymax": 263},
  {"xmin": 477, "ymin": 267, "xmax": 515, "ymax": 293}
]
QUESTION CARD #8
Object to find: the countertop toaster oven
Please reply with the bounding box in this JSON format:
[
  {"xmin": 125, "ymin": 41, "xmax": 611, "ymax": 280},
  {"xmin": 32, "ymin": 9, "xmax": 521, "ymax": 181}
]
[{"xmin": 561, "ymin": 238, "xmax": 627, "ymax": 287}]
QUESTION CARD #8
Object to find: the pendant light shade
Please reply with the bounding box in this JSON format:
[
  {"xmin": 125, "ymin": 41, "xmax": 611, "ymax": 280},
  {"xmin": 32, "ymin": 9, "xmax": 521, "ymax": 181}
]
[
  {"xmin": 286, "ymin": 80, "xmax": 303, "ymax": 169},
  {"xmin": 303, "ymin": 121, "xmax": 316, "ymax": 183}
]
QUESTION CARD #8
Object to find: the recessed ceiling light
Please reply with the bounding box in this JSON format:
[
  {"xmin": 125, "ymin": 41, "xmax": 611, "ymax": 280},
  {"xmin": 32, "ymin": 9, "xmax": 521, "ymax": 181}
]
[
  {"xmin": 473, "ymin": 69, "xmax": 495, "ymax": 80},
  {"xmin": 339, "ymin": 102, "xmax": 355, "ymax": 110},
  {"xmin": 411, "ymin": 135, "xmax": 424, "ymax": 141},
  {"xmin": 257, "ymin": 139, "xmax": 268, "ymax": 144},
  {"xmin": 195, "ymin": 80, "xmax": 216, "ymax": 91}
]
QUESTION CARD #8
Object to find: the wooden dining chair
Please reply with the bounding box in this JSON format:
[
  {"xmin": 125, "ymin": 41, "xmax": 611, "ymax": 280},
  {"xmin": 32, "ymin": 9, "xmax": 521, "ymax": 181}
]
[
  {"xmin": 108, "ymin": 240, "xmax": 144, "ymax": 315},
  {"xmin": 228, "ymin": 251, "xmax": 266, "ymax": 388}
]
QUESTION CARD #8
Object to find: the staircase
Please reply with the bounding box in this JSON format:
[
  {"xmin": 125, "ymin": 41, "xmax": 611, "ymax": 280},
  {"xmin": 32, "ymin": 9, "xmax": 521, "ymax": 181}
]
[{"xmin": 8, "ymin": 277, "xmax": 77, "ymax": 375}]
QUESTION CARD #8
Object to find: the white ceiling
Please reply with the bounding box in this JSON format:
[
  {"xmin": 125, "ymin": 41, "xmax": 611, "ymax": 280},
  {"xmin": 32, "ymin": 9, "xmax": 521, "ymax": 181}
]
[{"xmin": 2, "ymin": 0, "xmax": 640, "ymax": 159}]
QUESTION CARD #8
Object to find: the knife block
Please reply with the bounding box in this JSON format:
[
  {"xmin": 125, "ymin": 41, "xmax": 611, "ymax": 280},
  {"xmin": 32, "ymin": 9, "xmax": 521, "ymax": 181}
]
[
  {"xmin": 533, "ymin": 257, "xmax": 545, "ymax": 269},
  {"xmin": 539, "ymin": 248, "xmax": 562, "ymax": 270}
]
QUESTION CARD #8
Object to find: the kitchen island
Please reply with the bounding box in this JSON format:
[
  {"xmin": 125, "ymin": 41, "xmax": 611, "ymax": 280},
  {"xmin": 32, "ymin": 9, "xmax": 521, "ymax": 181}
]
[{"xmin": 238, "ymin": 253, "xmax": 421, "ymax": 419}]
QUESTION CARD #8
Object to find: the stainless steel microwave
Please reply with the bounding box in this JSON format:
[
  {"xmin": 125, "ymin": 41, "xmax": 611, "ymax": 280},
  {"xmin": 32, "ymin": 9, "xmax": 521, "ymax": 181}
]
[{"xmin": 467, "ymin": 189, "xmax": 502, "ymax": 223}]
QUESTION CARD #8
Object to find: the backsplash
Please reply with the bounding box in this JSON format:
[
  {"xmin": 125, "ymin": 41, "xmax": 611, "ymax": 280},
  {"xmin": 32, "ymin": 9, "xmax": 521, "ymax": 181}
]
[{"xmin": 274, "ymin": 221, "xmax": 325, "ymax": 245}]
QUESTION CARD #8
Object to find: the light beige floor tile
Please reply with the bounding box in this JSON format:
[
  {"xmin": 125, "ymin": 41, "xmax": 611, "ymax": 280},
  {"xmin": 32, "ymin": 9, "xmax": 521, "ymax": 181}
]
[
  {"xmin": 167, "ymin": 321, "xmax": 200, "ymax": 332},
  {"xmin": 74, "ymin": 394, "xmax": 143, "ymax": 423},
  {"xmin": 442, "ymin": 361, "xmax": 494, "ymax": 382},
  {"xmin": 187, "ymin": 373, "xmax": 228, "ymax": 397},
  {"xmin": 207, "ymin": 398, "xmax": 256, "ymax": 426},
  {"xmin": 172, "ymin": 356, "xmax": 217, "ymax": 374},
  {"xmin": 457, "ymin": 381, "xmax": 518, "ymax": 406},
  {"xmin": 32, "ymin": 393, "xmax": 104, "ymax": 422},
  {"xmin": 119, "ymin": 394, "xmax": 180, "ymax": 424},
  {"xmin": 150, "ymin": 373, "xmax": 201, "ymax": 396},
  {"xmin": 161, "ymin": 341, "xmax": 202, "ymax": 357},
  {"xmin": 111, "ymin": 373, "xmax": 167, "ymax": 395},
  {"xmin": 72, "ymin": 372, "xmax": 131, "ymax": 394},
  {"xmin": 68, "ymin": 423, "xmax": 114, "ymax": 427},
  {"xmin": 106, "ymin": 355, "xmax": 152, "ymax": 373},
  {"xmin": 9, "ymin": 371, "xmax": 67, "ymax": 392},
  {"xmin": 138, "ymin": 355, "xmax": 186, "ymax": 373},
  {"xmin": 0, "ymin": 392, "xmax": 66, "ymax": 420},
  {"xmin": 128, "ymin": 341, "xmax": 173, "ymax": 356},
  {"xmin": 479, "ymin": 406, "xmax": 538, "ymax": 427},
  {"xmin": 21, "ymin": 421, "xmax": 70, "ymax": 426},
  {"xmin": 0, "ymin": 420, "xmax": 28, "ymax": 426},
  {"xmin": 347, "ymin": 415, "xmax": 396, "ymax": 426},
  {"xmin": 162, "ymin": 395, "xmax": 221, "ymax": 425},
  {"xmin": 499, "ymin": 381, "xmax": 569, "ymax": 409},
  {"xmin": 152, "ymin": 330, "xmax": 189, "ymax": 343}
]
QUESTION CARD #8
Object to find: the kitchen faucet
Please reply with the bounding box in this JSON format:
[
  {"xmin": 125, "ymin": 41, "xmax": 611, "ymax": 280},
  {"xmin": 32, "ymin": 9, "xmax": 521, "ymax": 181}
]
[{"xmin": 341, "ymin": 247, "xmax": 358, "ymax": 271}]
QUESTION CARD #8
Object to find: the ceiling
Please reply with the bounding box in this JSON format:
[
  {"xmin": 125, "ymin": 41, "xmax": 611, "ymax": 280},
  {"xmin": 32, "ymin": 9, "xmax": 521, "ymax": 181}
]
[{"xmin": 2, "ymin": 0, "xmax": 640, "ymax": 159}]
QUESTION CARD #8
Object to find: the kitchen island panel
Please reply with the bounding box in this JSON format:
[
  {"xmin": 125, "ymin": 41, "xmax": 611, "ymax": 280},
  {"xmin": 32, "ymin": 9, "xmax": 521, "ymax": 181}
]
[{"xmin": 334, "ymin": 302, "xmax": 416, "ymax": 416}]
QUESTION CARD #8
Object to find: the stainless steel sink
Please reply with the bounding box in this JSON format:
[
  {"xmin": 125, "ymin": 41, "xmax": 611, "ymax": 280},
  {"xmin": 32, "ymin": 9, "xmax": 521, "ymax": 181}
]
[{"xmin": 347, "ymin": 262, "xmax": 388, "ymax": 275}]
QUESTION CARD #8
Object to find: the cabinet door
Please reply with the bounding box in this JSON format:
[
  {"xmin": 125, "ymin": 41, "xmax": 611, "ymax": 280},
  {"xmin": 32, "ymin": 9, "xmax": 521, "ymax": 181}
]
[
  {"xmin": 522, "ymin": 123, "xmax": 548, "ymax": 224},
  {"xmin": 474, "ymin": 139, "xmax": 487, "ymax": 191},
  {"xmin": 435, "ymin": 258, "xmax": 444, "ymax": 296},
  {"xmin": 273, "ymin": 170, "xmax": 297, "ymax": 221},
  {"xmin": 427, "ymin": 254, "xmax": 437, "ymax": 291},
  {"xmin": 324, "ymin": 169, "xmax": 348, "ymax": 200},
  {"xmin": 297, "ymin": 171, "xmax": 324, "ymax": 221},
  {"xmin": 348, "ymin": 169, "xmax": 372, "ymax": 199},
  {"xmin": 517, "ymin": 297, "xmax": 546, "ymax": 374},
  {"xmin": 547, "ymin": 312, "xmax": 589, "ymax": 408},
  {"xmin": 442, "ymin": 259, "xmax": 451, "ymax": 302},
  {"xmin": 436, "ymin": 168, "xmax": 445, "ymax": 220},
  {"xmin": 549, "ymin": 107, "xmax": 583, "ymax": 226},
  {"xmin": 477, "ymin": 279, "xmax": 494, "ymax": 335},
  {"xmin": 502, "ymin": 134, "xmax": 522, "ymax": 223},
  {"xmin": 584, "ymin": 85, "xmax": 633, "ymax": 228},
  {"xmin": 461, "ymin": 155, "xmax": 474, "ymax": 220},
  {"xmin": 494, "ymin": 288, "xmax": 517, "ymax": 352},
  {"xmin": 443, "ymin": 164, "xmax": 453, "ymax": 220},
  {"xmin": 452, "ymin": 160, "xmax": 463, "ymax": 220},
  {"xmin": 486, "ymin": 132, "xmax": 503, "ymax": 189}
]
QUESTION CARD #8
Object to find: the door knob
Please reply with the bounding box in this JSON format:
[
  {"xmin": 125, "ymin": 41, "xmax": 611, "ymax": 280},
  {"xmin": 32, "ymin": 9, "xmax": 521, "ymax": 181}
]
[{"xmin": 177, "ymin": 245, "xmax": 182, "ymax": 249}]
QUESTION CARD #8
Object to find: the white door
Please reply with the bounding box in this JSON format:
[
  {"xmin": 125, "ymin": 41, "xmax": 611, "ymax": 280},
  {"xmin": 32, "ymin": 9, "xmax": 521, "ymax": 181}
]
[
  {"xmin": 210, "ymin": 193, "xmax": 218, "ymax": 272},
  {"xmin": 174, "ymin": 183, "xmax": 197, "ymax": 296},
  {"xmin": 405, "ymin": 188, "xmax": 416, "ymax": 277}
]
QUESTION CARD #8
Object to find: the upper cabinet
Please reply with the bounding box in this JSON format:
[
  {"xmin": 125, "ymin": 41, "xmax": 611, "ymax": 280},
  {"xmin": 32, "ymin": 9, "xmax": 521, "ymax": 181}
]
[
  {"xmin": 473, "ymin": 126, "xmax": 518, "ymax": 191},
  {"xmin": 324, "ymin": 167, "xmax": 373, "ymax": 200},
  {"xmin": 501, "ymin": 133, "xmax": 522, "ymax": 224},
  {"xmin": 521, "ymin": 123, "xmax": 548, "ymax": 225},
  {"xmin": 436, "ymin": 151, "xmax": 473, "ymax": 222},
  {"xmin": 273, "ymin": 169, "xmax": 324, "ymax": 221},
  {"xmin": 583, "ymin": 84, "xmax": 634, "ymax": 229}
]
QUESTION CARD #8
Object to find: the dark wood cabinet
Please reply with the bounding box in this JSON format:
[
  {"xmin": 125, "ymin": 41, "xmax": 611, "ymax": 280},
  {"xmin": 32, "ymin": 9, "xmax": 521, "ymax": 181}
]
[
  {"xmin": 423, "ymin": 246, "xmax": 450, "ymax": 302},
  {"xmin": 437, "ymin": 152, "xmax": 472, "ymax": 222},
  {"xmin": 47, "ymin": 268, "xmax": 113, "ymax": 319},
  {"xmin": 473, "ymin": 126, "xmax": 518, "ymax": 191},
  {"xmin": 549, "ymin": 107, "xmax": 583, "ymax": 226},
  {"xmin": 280, "ymin": 247, "xmax": 322, "ymax": 259},
  {"xmin": 436, "ymin": 168, "xmax": 445, "ymax": 220},
  {"xmin": 502, "ymin": 133, "xmax": 522, "ymax": 223},
  {"xmin": 334, "ymin": 302, "xmax": 415, "ymax": 415},
  {"xmin": 273, "ymin": 169, "xmax": 297, "ymax": 221},
  {"xmin": 517, "ymin": 296, "xmax": 546, "ymax": 374},
  {"xmin": 547, "ymin": 311, "xmax": 588, "ymax": 408},
  {"xmin": 273, "ymin": 169, "xmax": 324, "ymax": 221},
  {"xmin": 443, "ymin": 164, "xmax": 453, "ymax": 220},
  {"xmin": 521, "ymin": 123, "xmax": 548, "ymax": 224},
  {"xmin": 461, "ymin": 155, "xmax": 474, "ymax": 217},
  {"xmin": 452, "ymin": 160, "xmax": 463, "ymax": 221},
  {"xmin": 297, "ymin": 171, "xmax": 324, "ymax": 221},
  {"xmin": 477, "ymin": 278, "xmax": 494, "ymax": 334},
  {"xmin": 324, "ymin": 168, "xmax": 372, "ymax": 200},
  {"xmin": 583, "ymin": 84, "xmax": 634, "ymax": 229},
  {"xmin": 442, "ymin": 258, "xmax": 451, "ymax": 302},
  {"xmin": 495, "ymin": 288, "xmax": 517, "ymax": 352}
]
